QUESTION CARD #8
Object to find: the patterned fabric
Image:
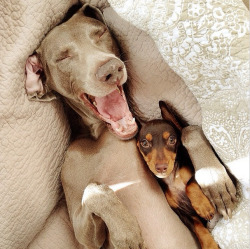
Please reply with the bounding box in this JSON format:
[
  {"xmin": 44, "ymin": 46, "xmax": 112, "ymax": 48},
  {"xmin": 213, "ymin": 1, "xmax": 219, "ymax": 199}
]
[
  {"xmin": 0, "ymin": 1, "xmax": 73, "ymax": 248},
  {"xmin": 1, "ymin": 0, "xmax": 248, "ymax": 247},
  {"xmin": 107, "ymin": 0, "xmax": 249, "ymax": 164},
  {"xmin": 211, "ymin": 157, "xmax": 250, "ymax": 248},
  {"xmin": 106, "ymin": 1, "xmax": 250, "ymax": 248},
  {"xmin": 212, "ymin": 191, "xmax": 250, "ymax": 248}
]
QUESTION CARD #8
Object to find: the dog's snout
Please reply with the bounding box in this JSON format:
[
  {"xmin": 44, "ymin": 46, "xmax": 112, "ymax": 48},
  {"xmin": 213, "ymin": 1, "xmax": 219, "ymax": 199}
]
[
  {"xmin": 155, "ymin": 164, "xmax": 167, "ymax": 173},
  {"xmin": 96, "ymin": 58, "xmax": 124, "ymax": 84}
]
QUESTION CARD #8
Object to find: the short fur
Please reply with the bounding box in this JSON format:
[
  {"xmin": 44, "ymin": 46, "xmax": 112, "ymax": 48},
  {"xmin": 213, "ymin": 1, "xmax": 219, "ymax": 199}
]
[
  {"xmin": 137, "ymin": 101, "xmax": 220, "ymax": 249},
  {"xmin": 24, "ymin": 4, "xmax": 237, "ymax": 248}
]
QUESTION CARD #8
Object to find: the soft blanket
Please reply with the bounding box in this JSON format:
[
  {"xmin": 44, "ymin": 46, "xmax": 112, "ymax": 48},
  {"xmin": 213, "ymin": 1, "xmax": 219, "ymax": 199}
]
[
  {"xmin": 0, "ymin": 0, "xmax": 249, "ymax": 249},
  {"xmin": 104, "ymin": 1, "xmax": 250, "ymax": 248}
]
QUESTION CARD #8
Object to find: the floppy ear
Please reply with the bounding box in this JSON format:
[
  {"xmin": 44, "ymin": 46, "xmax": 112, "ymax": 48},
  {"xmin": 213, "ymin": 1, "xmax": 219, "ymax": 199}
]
[
  {"xmin": 81, "ymin": 4, "xmax": 107, "ymax": 25},
  {"xmin": 159, "ymin": 101, "xmax": 186, "ymax": 131},
  {"xmin": 25, "ymin": 54, "xmax": 57, "ymax": 101}
]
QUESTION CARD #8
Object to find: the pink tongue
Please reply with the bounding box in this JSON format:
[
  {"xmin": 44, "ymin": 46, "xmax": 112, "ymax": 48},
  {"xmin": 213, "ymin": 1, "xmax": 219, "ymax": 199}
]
[{"xmin": 95, "ymin": 90, "xmax": 130, "ymax": 121}]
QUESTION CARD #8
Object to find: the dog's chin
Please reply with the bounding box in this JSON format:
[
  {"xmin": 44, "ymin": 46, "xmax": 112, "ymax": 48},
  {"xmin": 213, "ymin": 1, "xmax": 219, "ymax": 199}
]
[
  {"xmin": 155, "ymin": 174, "xmax": 168, "ymax": 179},
  {"xmin": 154, "ymin": 170, "xmax": 172, "ymax": 179},
  {"xmin": 107, "ymin": 122, "xmax": 138, "ymax": 140},
  {"xmin": 79, "ymin": 85, "xmax": 138, "ymax": 140}
]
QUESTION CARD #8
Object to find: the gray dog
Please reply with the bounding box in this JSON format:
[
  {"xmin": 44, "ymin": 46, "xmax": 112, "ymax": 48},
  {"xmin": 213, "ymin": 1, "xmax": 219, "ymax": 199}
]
[{"xmin": 25, "ymin": 4, "xmax": 236, "ymax": 249}]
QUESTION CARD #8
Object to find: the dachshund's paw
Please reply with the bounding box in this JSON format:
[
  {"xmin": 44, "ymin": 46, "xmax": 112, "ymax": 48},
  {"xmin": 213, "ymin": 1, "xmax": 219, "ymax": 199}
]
[{"xmin": 193, "ymin": 197, "xmax": 215, "ymax": 221}]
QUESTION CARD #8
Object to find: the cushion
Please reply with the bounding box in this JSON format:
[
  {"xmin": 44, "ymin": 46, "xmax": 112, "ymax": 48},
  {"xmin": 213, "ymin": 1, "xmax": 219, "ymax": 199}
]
[{"xmin": 1, "ymin": 0, "xmax": 249, "ymax": 248}]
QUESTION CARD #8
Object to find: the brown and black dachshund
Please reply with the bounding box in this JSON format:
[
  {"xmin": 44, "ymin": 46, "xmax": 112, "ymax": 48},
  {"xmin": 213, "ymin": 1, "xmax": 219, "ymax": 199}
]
[{"xmin": 137, "ymin": 101, "xmax": 219, "ymax": 249}]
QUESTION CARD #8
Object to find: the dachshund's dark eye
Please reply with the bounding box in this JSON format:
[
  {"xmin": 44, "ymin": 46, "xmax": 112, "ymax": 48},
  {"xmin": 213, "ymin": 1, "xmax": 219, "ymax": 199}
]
[
  {"xmin": 140, "ymin": 139, "xmax": 151, "ymax": 149},
  {"xmin": 168, "ymin": 135, "xmax": 176, "ymax": 145}
]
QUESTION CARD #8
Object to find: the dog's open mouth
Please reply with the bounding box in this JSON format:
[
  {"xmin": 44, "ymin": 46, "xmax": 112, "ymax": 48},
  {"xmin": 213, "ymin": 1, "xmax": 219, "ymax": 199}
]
[{"xmin": 80, "ymin": 86, "xmax": 138, "ymax": 139}]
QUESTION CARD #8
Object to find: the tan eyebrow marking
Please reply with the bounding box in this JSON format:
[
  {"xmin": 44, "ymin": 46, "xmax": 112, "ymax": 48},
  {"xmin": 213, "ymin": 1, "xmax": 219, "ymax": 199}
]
[
  {"xmin": 146, "ymin": 133, "xmax": 153, "ymax": 141},
  {"xmin": 163, "ymin": 131, "xmax": 170, "ymax": 140}
]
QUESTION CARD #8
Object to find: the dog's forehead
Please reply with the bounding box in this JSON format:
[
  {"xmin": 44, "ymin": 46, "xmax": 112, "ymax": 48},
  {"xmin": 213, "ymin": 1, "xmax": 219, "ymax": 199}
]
[
  {"xmin": 40, "ymin": 14, "xmax": 106, "ymax": 52},
  {"xmin": 140, "ymin": 121, "xmax": 177, "ymax": 139}
]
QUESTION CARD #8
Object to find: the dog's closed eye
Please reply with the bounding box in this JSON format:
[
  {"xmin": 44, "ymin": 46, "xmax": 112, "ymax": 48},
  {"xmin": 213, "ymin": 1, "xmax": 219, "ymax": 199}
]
[
  {"xmin": 91, "ymin": 27, "xmax": 109, "ymax": 42},
  {"xmin": 56, "ymin": 49, "xmax": 72, "ymax": 62},
  {"xmin": 97, "ymin": 27, "xmax": 108, "ymax": 39}
]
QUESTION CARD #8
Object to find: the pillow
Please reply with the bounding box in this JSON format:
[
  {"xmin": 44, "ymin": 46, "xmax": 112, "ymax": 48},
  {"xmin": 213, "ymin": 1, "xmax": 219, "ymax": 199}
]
[{"xmin": 0, "ymin": 0, "xmax": 75, "ymax": 248}]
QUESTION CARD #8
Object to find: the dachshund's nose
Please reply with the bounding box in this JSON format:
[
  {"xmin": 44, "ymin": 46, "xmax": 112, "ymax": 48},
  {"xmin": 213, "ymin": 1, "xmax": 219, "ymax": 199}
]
[
  {"xmin": 155, "ymin": 164, "xmax": 167, "ymax": 173},
  {"xmin": 96, "ymin": 58, "xmax": 124, "ymax": 84}
]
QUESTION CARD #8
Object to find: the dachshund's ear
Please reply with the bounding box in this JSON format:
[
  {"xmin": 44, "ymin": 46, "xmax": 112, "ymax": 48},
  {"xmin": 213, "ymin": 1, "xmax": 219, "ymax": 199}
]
[
  {"xmin": 135, "ymin": 118, "xmax": 143, "ymax": 130},
  {"xmin": 159, "ymin": 101, "xmax": 185, "ymax": 131},
  {"xmin": 25, "ymin": 53, "xmax": 57, "ymax": 101},
  {"xmin": 135, "ymin": 116, "xmax": 149, "ymax": 132},
  {"xmin": 80, "ymin": 4, "xmax": 107, "ymax": 25}
]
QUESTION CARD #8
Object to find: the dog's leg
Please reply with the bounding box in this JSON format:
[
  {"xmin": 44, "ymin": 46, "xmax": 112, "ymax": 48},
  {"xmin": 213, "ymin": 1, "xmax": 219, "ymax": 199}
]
[
  {"xmin": 61, "ymin": 141, "xmax": 145, "ymax": 248},
  {"xmin": 186, "ymin": 179, "xmax": 215, "ymax": 221},
  {"xmin": 165, "ymin": 187, "xmax": 217, "ymax": 249},
  {"xmin": 181, "ymin": 126, "xmax": 237, "ymax": 219},
  {"xmin": 62, "ymin": 129, "xmax": 199, "ymax": 249},
  {"xmin": 192, "ymin": 217, "xmax": 219, "ymax": 249},
  {"xmin": 178, "ymin": 166, "xmax": 215, "ymax": 221},
  {"xmin": 73, "ymin": 183, "xmax": 145, "ymax": 249}
]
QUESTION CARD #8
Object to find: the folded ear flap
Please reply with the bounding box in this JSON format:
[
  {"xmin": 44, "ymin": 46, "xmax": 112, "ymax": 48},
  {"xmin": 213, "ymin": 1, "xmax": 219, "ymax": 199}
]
[
  {"xmin": 80, "ymin": 4, "xmax": 107, "ymax": 25},
  {"xmin": 25, "ymin": 54, "xmax": 57, "ymax": 101},
  {"xmin": 159, "ymin": 101, "xmax": 186, "ymax": 131}
]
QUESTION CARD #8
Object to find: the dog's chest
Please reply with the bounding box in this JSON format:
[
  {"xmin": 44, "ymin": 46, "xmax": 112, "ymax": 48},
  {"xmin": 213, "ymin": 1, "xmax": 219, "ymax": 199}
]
[
  {"xmin": 163, "ymin": 171, "xmax": 186, "ymax": 195},
  {"xmin": 163, "ymin": 172, "xmax": 193, "ymax": 212}
]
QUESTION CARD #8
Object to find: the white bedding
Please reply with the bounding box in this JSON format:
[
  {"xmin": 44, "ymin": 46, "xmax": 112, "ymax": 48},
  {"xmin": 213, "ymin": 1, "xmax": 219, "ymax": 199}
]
[
  {"xmin": 103, "ymin": 1, "xmax": 250, "ymax": 248},
  {"xmin": 0, "ymin": 0, "xmax": 249, "ymax": 248}
]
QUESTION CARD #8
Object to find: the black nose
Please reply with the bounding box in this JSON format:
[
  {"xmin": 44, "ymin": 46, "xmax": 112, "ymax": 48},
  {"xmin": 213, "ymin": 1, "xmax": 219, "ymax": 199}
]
[
  {"xmin": 96, "ymin": 58, "xmax": 124, "ymax": 84},
  {"xmin": 155, "ymin": 164, "xmax": 167, "ymax": 173}
]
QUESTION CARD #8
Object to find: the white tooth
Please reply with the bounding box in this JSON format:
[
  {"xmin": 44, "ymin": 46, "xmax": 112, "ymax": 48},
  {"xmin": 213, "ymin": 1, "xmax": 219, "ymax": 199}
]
[
  {"xmin": 115, "ymin": 126, "xmax": 123, "ymax": 132},
  {"xmin": 126, "ymin": 113, "xmax": 133, "ymax": 120},
  {"xmin": 93, "ymin": 101, "xmax": 97, "ymax": 106},
  {"xmin": 117, "ymin": 86, "xmax": 122, "ymax": 95},
  {"xmin": 127, "ymin": 118, "xmax": 135, "ymax": 125}
]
